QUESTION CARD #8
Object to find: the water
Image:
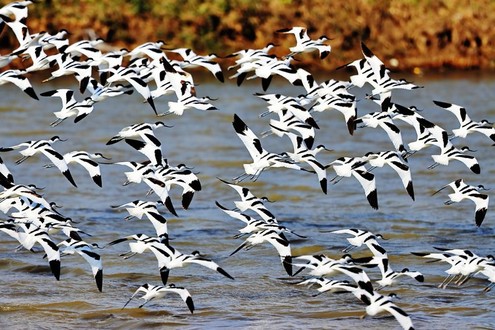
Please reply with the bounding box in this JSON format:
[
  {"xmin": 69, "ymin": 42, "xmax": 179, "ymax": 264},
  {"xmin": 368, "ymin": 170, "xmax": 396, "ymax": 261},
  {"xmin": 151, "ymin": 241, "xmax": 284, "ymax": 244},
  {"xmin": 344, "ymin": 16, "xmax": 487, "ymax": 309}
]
[{"xmin": 1, "ymin": 70, "xmax": 495, "ymax": 329}]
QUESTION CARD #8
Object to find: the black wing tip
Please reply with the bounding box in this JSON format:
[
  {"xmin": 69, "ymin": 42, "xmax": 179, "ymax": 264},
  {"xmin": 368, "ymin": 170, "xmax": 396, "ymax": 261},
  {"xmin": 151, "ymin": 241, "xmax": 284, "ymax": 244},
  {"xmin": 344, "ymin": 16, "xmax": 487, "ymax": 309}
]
[
  {"xmin": 367, "ymin": 189, "xmax": 378, "ymax": 210},
  {"xmin": 181, "ymin": 191, "xmax": 194, "ymax": 209},
  {"xmin": 25, "ymin": 87, "xmax": 39, "ymax": 100},
  {"xmin": 475, "ymin": 208, "xmax": 487, "ymax": 227},
  {"xmin": 185, "ymin": 296, "xmax": 195, "ymax": 314},
  {"xmin": 406, "ymin": 181, "xmax": 415, "ymax": 201},
  {"xmin": 320, "ymin": 178, "xmax": 327, "ymax": 194},
  {"xmin": 164, "ymin": 196, "xmax": 178, "ymax": 217},
  {"xmin": 360, "ymin": 42, "xmax": 373, "ymax": 57},
  {"xmin": 49, "ymin": 259, "xmax": 61, "ymax": 280},
  {"xmin": 433, "ymin": 100, "xmax": 451, "ymax": 108},
  {"xmin": 471, "ymin": 164, "xmax": 481, "ymax": 174},
  {"xmin": 232, "ymin": 114, "xmax": 247, "ymax": 134},
  {"xmin": 215, "ymin": 71, "xmax": 225, "ymax": 83},
  {"xmin": 93, "ymin": 175, "xmax": 103, "ymax": 187},
  {"xmin": 95, "ymin": 269, "xmax": 103, "ymax": 292},
  {"xmin": 282, "ymin": 256, "xmax": 293, "ymax": 276},
  {"xmin": 217, "ymin": 267, "xmax": 235, "ymax": 280},
  {"xmin": 63, "ymin": 170, "xmax": 78, "ymax": 187}
]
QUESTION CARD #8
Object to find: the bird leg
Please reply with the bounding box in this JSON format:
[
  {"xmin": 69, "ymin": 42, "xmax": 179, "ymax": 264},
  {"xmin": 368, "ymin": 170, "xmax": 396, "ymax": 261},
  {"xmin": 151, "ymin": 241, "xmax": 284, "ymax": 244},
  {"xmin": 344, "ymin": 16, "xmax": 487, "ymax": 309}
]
[
  {"xmin": 342, "ymin": 244, "xmax": 355, "ymax": 253},
  {"xmin": 15, "ymin": 156, "xmax": 29, "ymax": 165},
  {"xmin": 427, "ymin": 162, "xmax": 439, "ymax": 169}
]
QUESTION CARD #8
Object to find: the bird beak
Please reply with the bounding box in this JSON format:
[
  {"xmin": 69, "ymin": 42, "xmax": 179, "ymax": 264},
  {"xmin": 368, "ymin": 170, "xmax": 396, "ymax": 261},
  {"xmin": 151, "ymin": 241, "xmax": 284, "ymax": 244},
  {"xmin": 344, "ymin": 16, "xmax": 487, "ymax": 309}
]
[{"xmin": 431, "ymin": 185, "xmax": 447, "ymax": 196}]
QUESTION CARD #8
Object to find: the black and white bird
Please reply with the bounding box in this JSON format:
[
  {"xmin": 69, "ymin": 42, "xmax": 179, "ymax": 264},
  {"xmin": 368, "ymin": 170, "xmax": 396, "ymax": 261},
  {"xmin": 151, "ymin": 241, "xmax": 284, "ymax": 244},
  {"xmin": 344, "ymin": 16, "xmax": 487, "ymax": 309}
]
[
  {"xmin": 16, "ymin": 222, "xmax": 61, "ymax": 280},
  {"xmin": 166, "ymin": 47, "xmax": 224, "ymax": 82},
  {"xmin": 111, "ymin": 200, "xmax": 168, "ymax": 237},
  {"xmin": 328, "ymin": 156, "xmax": 378, "ymax": 210},
  {"xmin": 0, "ymin": 69, "xmax": 38, "ymax": 100},
  {"xmin": 216, "ymin": 201, "xmax": 305, "ymax": 239},
  {"xmin": 280, "ymin": 132, "xmax": 330, "ymax": 194},
  {"xmin": 40, "ymin": 89, "xmax": 95, "ymax": 126},
  {"xmin": 433, "ymin": 100, "xmax": 495, "ymax": 142},
  {"xmin": 230, "ymin": 229, "xmax": 293, "ymax": 276},
  {"xmin": 0, "ymin": 156, "xmax": 14, "ymax": 187},
  {"xmin": 58, "ymin": 238, "xmax": 103, "ymax": 292},
  {"xmin": 217, "ymin": 178, "xmax": 275, "ymax": 221},
  {"xmin": 232, "ymin": 114, "xmax": 305, "ymax": 182},
  {"xmin": 122, "ymin": 283, "xmax": 194, "ymax": 314},
  {"xmin": 44, "ymin": 151, "xmax": 109, "ymax": 187},
  {"xmin": 355, "ymin": 112, "xmax": 406, "ymax": 155},
  {"xmin": 364, "ymin": 151, "xmax": 415, "ymax": 200},
  {"xmin": 330, "ymin": 228, "xmax": 386, "ymax": 253},
  {"xmin": 276, "ymin": 26, "xmax": 331, "ymax": 59},
  {"xmin": 429, "ymin": 145, "xmax": 480, "ymax": 174},
  {"xmin": 0, "ymin": 136, "xmax": 77, "ymax": 187},
  {"xmin": 153, "ymin": 244, "xmax": 235, "ymax": 286},
  {"xmin": 432, "ymin": 179, "xmax": 489, "ymax": 226},
  {"xmin": 107, "ymin": 122, "xmax": 170, "ymax": 166}
]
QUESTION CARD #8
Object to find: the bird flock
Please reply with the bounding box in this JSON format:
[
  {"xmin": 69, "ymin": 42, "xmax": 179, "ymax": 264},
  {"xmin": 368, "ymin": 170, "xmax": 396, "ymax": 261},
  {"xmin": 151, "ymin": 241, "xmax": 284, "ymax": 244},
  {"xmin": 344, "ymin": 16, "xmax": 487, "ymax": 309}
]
[{"xmin": 0, "ymin": 1, "xmax": 494, "ymax": 329}]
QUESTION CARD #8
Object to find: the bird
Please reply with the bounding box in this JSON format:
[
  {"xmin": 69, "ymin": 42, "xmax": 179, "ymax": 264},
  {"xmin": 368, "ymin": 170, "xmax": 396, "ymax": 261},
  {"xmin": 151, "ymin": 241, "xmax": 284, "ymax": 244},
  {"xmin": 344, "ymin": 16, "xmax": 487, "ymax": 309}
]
[
  {"xmin": 262, "ymin": 111, "xmax": 316, "ymax": 149},
  {"xmin": 433, "ymin": 100, "xmax": 495, "ymax": 142},
  {"xmin": 44, "ymin": 151, "xmax": 110, "ymax": 187},
  {"xmin": 432, "ymin": 179, "xmax": 489, "ymax": 226},
  {"xmin": 276, "ymin": 27, "xmax": 331, "ymax": 59},
  {"xmin": 122, "ymin": 283, "xmax": 194, "ymax": 314},
  {"xmin": 364, "ymin": 151, "xmax": 415, "ymax": 200},
  {"xmin": 111, "ymin": 200, "xmax": 168, "ymax": 237},
  {"xmin": 359, "ymin": 42, "xmax": 422, "ymax": 97},
  {"xmin": 106, "ymin": 122, "xmax": 170, "ymax": 166},
  {"xmin": 151, "ymin": 244, "xmax": 235, "ymax": 286},
  {"xmin": 432, "ymin": 247, "xmax": 495, "ymax": 286},
  {"xmin": 329, "ymin": 228, "xmax": 387, "ymax": 253},
  {"xmin": 0, "ymin": 69, "xmax": 38, "ymax": 100},
  {"xmin": 40, "ymin": 89, "xmax": 95, "ymax": 126},
  {"xmin": 0, "ymin": 136, "xmax": 77, "ymax": 187},
  {"xmin": 166, "ymin": 47, "xmax": 224, "ymax": 82},
  {"xmin": 230, "ymin": 229, "xmax": 293, "ymax": 276},
  {"xmin": 279, "ymin": 132, "xmax": 330, "ymax": 194},
  {"xmin": 16, "ymin": 222, "xmax": 61, "ymax": 280},
  {"xmin": 429, "ymin": 145, "xmax": 480, "ymax": 174},
  {"xmin": 155, "ymin": 164, "xmax": 202, "ymax": 209},
  {"xmin": 0, "ymin": 184, "xmax": 53, "ymax": 211},
  {"xmin": 58, "ymin": 238, "xmax": 103, "ymax": 292},
  {"xmin": 296, "ymin": 277, "xmax": 356, "ymax": 296},
  {"xmin": 0, "ymin": 156, "xmax": 14, "ymax": 187},
  {"xmin": 217, "ymin": 177, "xmax": 276, "ymax": 221},
  {"xmin": 216, "ymin": 201, "xmax": 306, "ymax": 239},
  {"xmin": 257, "ymin": 93, "xmax": 319, "ymax": 129},
  {"xmin": 102, "ymin": 65, "xmax": 158, "ymax": 115},
  {"xmin": 328, "ymin": 156, "xmax": 378, "ymax": 210},
  {"xmin": 411, "ymin": 251, "xmax": 467, "ymax": 289},
  {"xmin": 354, "ymin": 112, "xmax": 407, "ymax": 155},
  {"xmin": 232, "ymin": 114, "xmax": 306, "ymax": 182},
  {"xmin": 376, "ymin": 267, "xmax": 424, "ymax": 290},
  {"xmin": 356, "ymin": 288, "xmax": 414, "ymax": 330}
]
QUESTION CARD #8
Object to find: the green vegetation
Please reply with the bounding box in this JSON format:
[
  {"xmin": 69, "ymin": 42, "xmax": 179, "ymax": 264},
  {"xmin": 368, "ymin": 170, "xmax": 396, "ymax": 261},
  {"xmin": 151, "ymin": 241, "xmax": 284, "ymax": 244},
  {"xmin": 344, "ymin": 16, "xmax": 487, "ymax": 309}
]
[{"xmin": 1, "ymin": 0, "xmax": 494, "ymax": 71}]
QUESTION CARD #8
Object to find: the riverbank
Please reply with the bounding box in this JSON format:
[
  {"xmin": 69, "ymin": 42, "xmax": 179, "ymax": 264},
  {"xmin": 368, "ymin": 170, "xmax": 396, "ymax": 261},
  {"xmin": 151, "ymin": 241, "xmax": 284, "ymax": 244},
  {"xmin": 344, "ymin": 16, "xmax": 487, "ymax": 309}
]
[{"xmin": 1, "ymin": 0, "xmax": 494, "ymax": 72}]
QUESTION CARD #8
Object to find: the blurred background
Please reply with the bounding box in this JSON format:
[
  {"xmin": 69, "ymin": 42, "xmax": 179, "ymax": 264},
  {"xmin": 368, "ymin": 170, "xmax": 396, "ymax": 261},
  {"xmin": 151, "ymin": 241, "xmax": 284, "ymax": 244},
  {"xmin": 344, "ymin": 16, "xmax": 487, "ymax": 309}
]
[{"xmin": 1, "ymin": 0, "xmax": 495, "ymax": 72}]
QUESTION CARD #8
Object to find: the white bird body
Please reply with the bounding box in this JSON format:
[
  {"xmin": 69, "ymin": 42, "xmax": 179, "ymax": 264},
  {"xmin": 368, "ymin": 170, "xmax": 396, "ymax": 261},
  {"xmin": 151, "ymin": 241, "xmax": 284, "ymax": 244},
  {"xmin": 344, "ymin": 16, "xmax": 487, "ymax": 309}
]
[
  {"xmin": 230, "ymin": 229, "xmax": 292, "ymax": 276},
  {"xmin": 232, "ymin": 114, "xmax": 304, "ymax": 182},
  {"xmin": 432, "ymin": 179, "xmax": 489, "ymax": 226},
  {"xmin": 122, "ymin": 283, "xmax": 194, "ymax": 313},
  {"xmin": 277, "ymin": 27, "xmax": 331, "ymax": 59},
  {"xmin": 58, "ymin": 238, "xmax": 103, "ymax": 292}
]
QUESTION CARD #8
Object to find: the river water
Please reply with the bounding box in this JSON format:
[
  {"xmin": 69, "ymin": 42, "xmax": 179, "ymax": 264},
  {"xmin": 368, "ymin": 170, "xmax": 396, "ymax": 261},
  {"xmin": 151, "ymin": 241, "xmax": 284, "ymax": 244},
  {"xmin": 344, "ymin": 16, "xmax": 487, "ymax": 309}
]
[{"xmin": 0, "ymin": 70, "xmax": 494, "ymax": 329}]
